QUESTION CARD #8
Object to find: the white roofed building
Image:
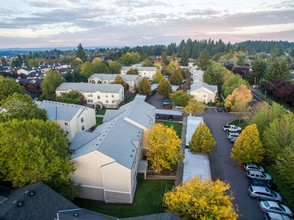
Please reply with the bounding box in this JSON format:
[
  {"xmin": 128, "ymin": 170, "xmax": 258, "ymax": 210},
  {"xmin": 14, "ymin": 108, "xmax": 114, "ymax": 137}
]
[
  {"xmin": 69, "ymin": 95, "xmax": 156, "ymax": 203},
  {"xmin": 120, "ymin": 65, "xmax": 157, "ymax": 80},
  {"xmin": 36, "ymin": 100, "xmax": 96, "ymax": 141},
  {"xmin": 189, "ymin": 81, "xmax": 218, "ymax": 104},
  {"xmin": 56, "ymin": 83, "xmax": 124, "ymax": 109}
]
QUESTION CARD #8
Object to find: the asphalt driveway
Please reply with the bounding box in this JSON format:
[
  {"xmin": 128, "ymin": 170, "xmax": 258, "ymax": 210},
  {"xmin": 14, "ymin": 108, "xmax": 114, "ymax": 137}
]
[{"xmin": 203, "ymin": 108, "xmax": 264, "ymax": 220}]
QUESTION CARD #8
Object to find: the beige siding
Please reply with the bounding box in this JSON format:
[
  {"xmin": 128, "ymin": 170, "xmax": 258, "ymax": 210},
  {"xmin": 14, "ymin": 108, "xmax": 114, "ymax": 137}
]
[{"xmin": 190, "ymin": 88, "xmax": 216, "ymax": 104}]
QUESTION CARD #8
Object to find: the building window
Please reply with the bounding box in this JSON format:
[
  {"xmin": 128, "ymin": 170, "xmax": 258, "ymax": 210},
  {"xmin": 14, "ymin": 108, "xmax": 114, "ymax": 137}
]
[
  {"xmin": 64, "ymin": 122, "xmax": 68, "ymax": 126},
  {"xmin": 88, "ymin": 99, "xmax": 93, "ymax": 103},
  {"xmin": 81, "ymin": 117, "xmax": 84, "ymax": 123},
  {"xmin": 112, "ymin": 94, "xmax": 114, "ymax": 98},
  {"xmin": 203, "ymin": 94, "xmax": 206, "ymax": 97},
  {"xmin": 106, "ymin": 100, "xmax": 109, "ymax": 103},
  {"xmin": 66, "ymin": 131, "xmax": 69, "ymax": 134},
  {"xmin": 87, "ymin": 94, "xmax": 93, "ymax": 97},
  {"xmin": 97, "ymin": 95, "xmax": 100, "ymax": 99},
  {"xmin": 82, "ymin": 125, "xmax": 85, "ymax": 131},
  {"xmin": 106, "ymin": 94, "xmax": 108, "ymax": 97},
  {"xmin": 112, "ymin": 100, "xmax": 114, "ymax": 103}
]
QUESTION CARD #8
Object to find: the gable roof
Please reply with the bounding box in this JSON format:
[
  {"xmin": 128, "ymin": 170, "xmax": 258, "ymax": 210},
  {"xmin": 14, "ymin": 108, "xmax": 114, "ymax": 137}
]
[
  {"xmin": 57, "ymin": 208, "xmax": 117, "ymax": 220},
  {"xmin": 0, "ymin": 182, "xmax": 78, "ymax": 220},
  {"xmin": 88, "ymin": 74, "xmax": 141, "ymax": 82},
  {"xmin": 37, "ymin": 100, "xmax": 92, "ymax": 122},
  {"xmin": 190, "ymin": 81, "xmax": 217, "ymax": 93},
  {"xmin": 56, "ymin": 83, "xmax": 123, "ymax": 93}
]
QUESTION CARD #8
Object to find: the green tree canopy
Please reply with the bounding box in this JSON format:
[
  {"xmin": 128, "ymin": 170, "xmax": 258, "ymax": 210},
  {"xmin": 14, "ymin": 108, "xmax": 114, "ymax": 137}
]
[
  {"xmin": 0, "ymin": 93, "xmax": 47, "ymax": 122},
  {"xmin": 80, "ymin": 61, "xmax": 111, "ymax": 78},
  {"xmin": 56, "ymin": 90, "xmax": 85, "ymax": 105},
  {"xmin": 0, "ymin": 119, "xmax": 74, "ymax": 187},
  {"xmin": 170, "ymin": 68, "xmax": 183, "ymax": 85},
  {"xmin": 63, "ymin": 70, "xmax": 87, "ymax": 82},
  {"xmin": 182, "ymin": 100, "xmax": 205, "ymax": 115},
  {"xmin": 198, "ymin": 49, "xmax": 210, "ymax": 70},
  {"xmin": 157, "ymin": 78, "xmax": 172, "ymax": 98},
  {"xmin": 251, "ymin": 56, "xmax": 267, "ymax": 85},
  {"xmin": 152, "ymin": 69, "xmax": 164, "ymax": 83},
  {"xmin": 108, "ymin": 60, "xmax": 122, "ymax": 74},
  {"xmin": 189, "ymin": 122, "xmax": 216, "ymax": 153},
  {"xmin": 231, "ymin": 124, "xmax": 264, "ymax": 164},
  {"xmin": 164, "ymin": 177, "xmax": 238, "ymax": 220},
  {"xmin": 41, "ymin": 70, "xmax": 65, "ymax": 100},
  {"xmin": 169, "ymin": 90, "xmax": 192, "ymax": 107},
  {"xmin": 76, "ymin": 43, "xmax": 87, "ymax": 62},
  {"xmin": 0, "ymin": 76, "xmax": 24, "ymax": 103},
  {"xmin": 265, "ymin": 58, "xmax": 290, "ymax": 81},
  {"xmin": 161, "ymin": 49, "xmax": 169, "ymax": 66},
  {"xmin": 263, "ymin": 113, "xmax": 294, "ymax": 161},
  {"xmin": 203, "ymin": 61, "xmax": 227, "ymax": 89},
  {"xmin": 221, "ymin": 74, "xmax": 248, "ymax": 98},
  {"xmin": 126, "ymin": 68, "xmax": 139, "ymax": 75},
  {"xmin": 145, "ymin": 123, "xmax": 182, "ymax": 173},
  {"xmin": 114, "ymin": 75, "xmax": 126, "ymax": 89},
  {"xmin": 138, "ymin": 77, "xmax": 152, "ymax": 96},
  {"xmin": 180, "ymin": 47, "xmax": 189, "ymax": 66},
  {"xmin": 119, "ymin": 52, "xmax": 141, "ymax": 66},
  {"xmin": 142, "ymin": 58, "xmax": 154, "ymax": 67}
]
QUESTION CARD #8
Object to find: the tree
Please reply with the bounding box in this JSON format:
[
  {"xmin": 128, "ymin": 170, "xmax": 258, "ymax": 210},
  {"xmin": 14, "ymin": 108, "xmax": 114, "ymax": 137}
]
[
  {"xmin": 231, "ymin": 124, "xmax": 264, "ymax": 164},
  {"xmin": 251, "ymin": 56, "xmax": 267, "ymax": 85},
  {"xmin": 203, "ymin": 61, "xmax": 226, "ymax": 89},
  {"xmin": 170, "ymin": 68, "xmax": 183, "ymax": 85},
  {"xmin": 222, "ymin": 74, "xmax": 248, "ymax": 98},
  {"xmin": 138, "ymin": 77, "xmax": 151, "ymax": 96},
  {"xmin": 180, "ymin": 47, "xmax": 189, "ymax": 66},
  {"xmin": 41, "ymin": 70, "xmax": 65, "ymax": 100},
  {"xmin": 169, "ymin": 90, "xmax": 192, "ymax": 107},
  {"xmin": 76, "ymin": 43, "xmax": 87, "ymax": 62},
  {"xmin": 63, "ymin": 70, "xmax": 87, "ymax": 82},
  {"xmin": 142, "ymin": 58, "xmax": 154, "ymax": 67},
  {"xmin": 126, "ymin": 68, "xmax": 139, "ymax": 75},
  {"xmin": 108, "ymin": 60, "xmax": 121, "ymax": 74},
  {"xmin": 161, "ymin": 49, "xmax": 169, "ymax": 66},
  {"xmin": 265, "ymin": 58, "xmax": 290, "ymax": 81},
  {"xmin": 56, "ymin": 90, "xmax": 85, "ymax": 105},
  {"xmin": 0, "ymin": 93, "xmax": 47, "ymax": 122},
  {"xmin": 119, "ymin": 52, "xmax": 141, "ymax": 66},
  {"xmin": 152, "ymin": 69, "xmax": 164, "ymax": 83},
  {"xmin": 0, "ymin": 119, "xmax": 75, "ymax": 188},
  {"xmin": 164, "ymin": 177, "xmax": 238, "ymax": 220},
  {"xmin": 251, "ymin": 102, "xmax": 285, "ymax": 140},
  {"xmin": 198, "ymin": 49, "xmax": 210, "ymax": 70},
  {"xmin": 157, "ymin": 78, "xmax": 171, "ymax": 98},
  {"xmin": 225, "ymin": 85, "xmax": 252, "ymax": 114},
  {"xmin": 0, "ymin": 76, "xmax": 24, "ymax": 103},
  {"xmin": 145, "ymin": 123, "xmax": 182, "ymax": 173},
  {"xmin": 263, "ymin": 113, "xmax": 294, "ymax": 161},
  {"xmin": 182, "ymin": 100, "xmax": 205, "ymax": 115},
  {"xmin": 114, "ymin": 75, "xmax": 126, "ymax": 89},
  {"xmin": 189, "ymin": 122, "xmax": 216, "ymax": 153},
  {"xmin": 70, "ymin": 58, "xmax": 83, "ymax": 70}
]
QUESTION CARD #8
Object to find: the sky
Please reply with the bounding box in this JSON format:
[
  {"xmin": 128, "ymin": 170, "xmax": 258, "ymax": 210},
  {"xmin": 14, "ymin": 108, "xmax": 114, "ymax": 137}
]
[{"xmin": 0, "ymin": 0, "xmax": 294, "ymax": 49}]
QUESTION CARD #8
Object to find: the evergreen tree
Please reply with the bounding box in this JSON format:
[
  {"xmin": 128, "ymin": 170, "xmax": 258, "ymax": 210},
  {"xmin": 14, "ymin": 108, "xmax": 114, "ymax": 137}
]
[
  {"xmin": 198, "ymin": 49, "xmax": 210, "ymax": 70},
  {"xmin": 189, "ymin": 122, "xmax": 216, "ymax": 153},
  {"xmin": 157, "ymin": 78, "xmax": 171, "ymax": 98},
  {"xmin": 76, "ymin": 43, "xmax": 87, "ymax": 62},
  {"xmin": 152, "ymin": 69, "xmax": 164, "ymax": 83},
  {"xmin": 138, "ymin": 77, "xmax": 151, "ymax": 96},
  {"xmin": 170, "ymin": 68, "xmax": 183, "ymax": 85},
  {"xmin": 41, "ymin": 70, "xmax": 65, "ymax": 100}
]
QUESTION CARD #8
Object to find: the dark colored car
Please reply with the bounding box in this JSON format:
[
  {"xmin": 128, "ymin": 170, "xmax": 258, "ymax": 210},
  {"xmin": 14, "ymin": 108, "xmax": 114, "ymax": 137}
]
[
  {"xmin": 217, "ymin": 107, "xmax": 224, "ymax": 112},
  {"xmin": 249, "ymin": 179, "xmax": 278, "ymax": 191},
  {"xmin": 168, "ymin": 115, "xmax": 174, "ymax": 121}
]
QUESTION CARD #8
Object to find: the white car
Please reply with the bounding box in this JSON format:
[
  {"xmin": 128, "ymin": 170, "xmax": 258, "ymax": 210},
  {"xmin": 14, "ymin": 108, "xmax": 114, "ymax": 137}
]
[
  {"xmin": 227, "ymin": 132, "xmax": 240, "ymax": 139},
  {"xmin": 244, "ymin": 163, "xmax": 265, "ymax": 172},
  {"xmin": 259, "ymin": 201, "xmax": 293, "ymax": 217},
  {"xmin": 223, "ymin": 124, "xmax": 242, "ymax": 132},
  {"xmin": 246, "ymin": 170, "xmax": 272, "ymax": 181},
  {"xmin": 264, "ymin": 212, "xmax": 292, "ymax": 220},
  {"xmin": 248, "ymin": 186, "xmax": 282, "ymax": 202}
]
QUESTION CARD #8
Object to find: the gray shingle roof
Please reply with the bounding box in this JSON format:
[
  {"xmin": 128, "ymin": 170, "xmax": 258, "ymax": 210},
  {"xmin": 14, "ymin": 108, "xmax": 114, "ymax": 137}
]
[
  {"xmin": 0, "ymin": 182, "xmax": 78, "ymax": 220},
  {"xmin": 190, "ymin": 81, "xmax": 217, "ymax": 93},
  {"xmin": 88, "ymin": 74, "xmax": 141, "ymax": 82},
  {"xmin": 58, "ymin": 208, "xmax": 118, "ymax": 220},
  {"xmin": 37, "ymin": 100, "xmax": 91, "ymax": 122},
  {"xmin": 56, "ymin": 83, "xmax": 123, "ymax": 93},
  {"xmin": 122, "ymin": 212, "xmax": 181, "ymax": 220}
]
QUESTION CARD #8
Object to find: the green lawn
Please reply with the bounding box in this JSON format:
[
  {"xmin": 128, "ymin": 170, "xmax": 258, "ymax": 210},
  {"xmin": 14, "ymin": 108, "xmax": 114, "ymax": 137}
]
[
  {"xmin": 96, "ymin": 117, "xmax": 103, "ymax": 126},
  {"xmin": 158, "ymin": 121, "xmax": 183, "ymax": 138},
  {"xmin": 74, "ymin": 176, "xmax": 174, "ymax": 218},
  {"xmin": 96, "ymin": 108, "xmax": 107, "ymax": 115}
]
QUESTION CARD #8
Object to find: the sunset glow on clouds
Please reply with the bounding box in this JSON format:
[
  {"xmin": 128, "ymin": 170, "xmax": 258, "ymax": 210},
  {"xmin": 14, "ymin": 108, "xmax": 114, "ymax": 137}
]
[{"xmin": 0, "ymin": 0, "xmax": 293, "ymax": 48}]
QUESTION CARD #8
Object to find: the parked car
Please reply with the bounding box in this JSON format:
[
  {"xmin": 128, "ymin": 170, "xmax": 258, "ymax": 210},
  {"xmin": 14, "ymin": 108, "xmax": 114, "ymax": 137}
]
[
  {"xmin": 244, "ymin": 163, "xmax": 265, "ymax": 172},
  {"xmin": 248, "ymin": 186, "xmax": 282, "ymax": 202},
  {"xmin": 168, "ymin": 115, "xmax": 174, "ymax": 121},
  {"xmin": 223, "ymin": 124, "xmax": 242, "ymax": 132},
  {"xmin": 217, "ymin": 107, "xmax": 224, "ymax": 112},
  {"xmin": 229, "ymin": 137, "xmax": 237, "ymax": 143},
  {"xmin": 227, "ymin": 132, "xmax": 240, "ymax": 139},
  {"xmin": 249, "ymin": 179, "xmax": 275, "ymax": 190},
  {"xmin": 259, "ymin": 201, "xmax": 293, "ymax": 217},
  {"xmin": 246, "ymin": 170, "xmax": 272, "ymax": 181},
  {"xmin": 264, "ymin": 211, "xmax": 292, "ymax": 220}
]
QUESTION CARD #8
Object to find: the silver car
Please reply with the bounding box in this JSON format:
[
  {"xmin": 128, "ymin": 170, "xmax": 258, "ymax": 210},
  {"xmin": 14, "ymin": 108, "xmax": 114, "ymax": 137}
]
[
  {"xmin": 246, "ymin": 170, "xmax": 272, "ymax": 181},
  {"xmin": 259, "ymin": 201, "xmax": 293, "ymax": 217},
  {"xmin": 264, "ymin": 212, "xmax": 292, "ymax": 220},
  {"xmin": 248, "ymin": 186, "xmax": 282, "ymax": 202},
  {"xmin": 244, "ymin": 163, "xmax": 265, "ymax": 172}
]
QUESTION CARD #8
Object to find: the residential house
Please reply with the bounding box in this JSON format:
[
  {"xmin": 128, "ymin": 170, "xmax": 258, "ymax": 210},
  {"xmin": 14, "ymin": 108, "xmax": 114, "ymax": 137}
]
[
  {"xmin": 56, "ymin": 83, "xmax": 124, "ymax": 109},
  {"xmin": 36, "ymin": 100, "xmax": 96, "ymax": 141},
  {"xmin": 88, "ymin": 73, "xmax": 142, "ymax": 92},
  {"xmin": 69, "ymin": 95, "xmax": 156, "ymax": 203},
  {"xmin": 189, "ymin": 81, "xmax": 218, "ymax": 103},
  {"xmin": 120, "ymin": 65, "xmax": 157, "ymax": 80},
  {"xmin": 17, "ymin": 67, "xmax": 37, "ymax": 76}
]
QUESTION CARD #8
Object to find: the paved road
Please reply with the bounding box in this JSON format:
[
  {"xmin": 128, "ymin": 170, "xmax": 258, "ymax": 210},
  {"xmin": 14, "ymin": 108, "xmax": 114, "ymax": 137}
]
[{"xmin": 203, "ymin": 108, "xmax": 263, "ymax": 220}]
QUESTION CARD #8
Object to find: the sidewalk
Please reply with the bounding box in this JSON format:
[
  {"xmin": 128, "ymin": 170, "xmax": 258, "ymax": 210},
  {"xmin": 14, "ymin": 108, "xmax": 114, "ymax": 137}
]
[{"xmin": 175, "ymin": 116, "xmax": 187, "ymax": 186}]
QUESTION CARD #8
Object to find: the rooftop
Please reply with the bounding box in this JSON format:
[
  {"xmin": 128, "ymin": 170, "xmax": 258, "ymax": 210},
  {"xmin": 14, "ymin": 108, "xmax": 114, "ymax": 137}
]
[{"xmin": 56, "ymin": 83, "xmax": 123, "ymax": 93}]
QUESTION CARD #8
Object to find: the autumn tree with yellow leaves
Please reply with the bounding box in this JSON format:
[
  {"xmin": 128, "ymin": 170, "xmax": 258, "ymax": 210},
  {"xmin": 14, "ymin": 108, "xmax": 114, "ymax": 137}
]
[
  {"xmin": 164, "ymin": 177, "xmax": 238, "ymax": 220},
  {"xmin": 182, "ymin": 100, "xmax": 205, "ymax": 115},
  {"xmin": 225, "ymin": 84, "xmax": 252, "ymax": 113},
  {"xmin": 145, "ymin": 123, "xmax": 182, "ymax": 173},
  {"xmin": 231, "ymin": 123, "xmax": 265, "ymax": 164},
  {"xmin": 189, "ymin": 122, "xmax": 216, "ymax": 153}
]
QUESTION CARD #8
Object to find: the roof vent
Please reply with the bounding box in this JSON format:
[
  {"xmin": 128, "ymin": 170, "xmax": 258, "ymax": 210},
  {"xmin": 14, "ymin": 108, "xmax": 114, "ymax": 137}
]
[
  {"xmin": 16, "ymin": 201, "xmax": 24, "ymax": 207},
  {"xmin": 130, "ymin": 155, "xmax": 133, "ymax": 157},
  {"xmin": 29, "ymin": 190, "xmax": 35, "ymax": 197},
  {"xmin": 73, "ymin": 213, "xmax": 79, "ymax": 217}
]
